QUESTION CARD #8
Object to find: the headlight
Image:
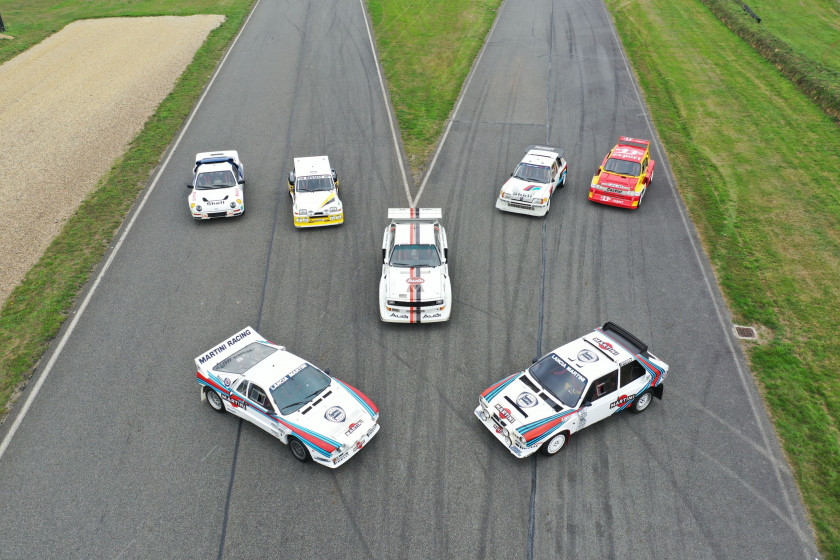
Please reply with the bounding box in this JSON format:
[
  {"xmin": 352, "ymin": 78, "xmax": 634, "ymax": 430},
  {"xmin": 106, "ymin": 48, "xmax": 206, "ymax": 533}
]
[
  {"xmin": 329, "ymin": 206, "xmax": 337, "ymax": 213},
  {"xmin": 504, "ymin": 436, "xmax": 513, "ymax": 447},
  {"xmin": 502, "ymin": 428, "xmax": 510, "ymax": 438},
  {"xmin": 387, "ymin": 300, "xmax": 397, "ymax": 306},
  {"xmin": 478, "ymin": 409, "xmax": 488, "ymax": 421},
  {"xmin": 479, "ymin": 396, "xmax": 489, "ymax": 409},
  {"xmin": 230, "ymin": 202, "xmax": 236, "ymax": 208},
  {"xmin": 196, "ymin": 205, "xmax": 202, "ymax": 211},
  {"xmin": 435, "ymin": 299, "xmax": 444, "ymax": 306}
]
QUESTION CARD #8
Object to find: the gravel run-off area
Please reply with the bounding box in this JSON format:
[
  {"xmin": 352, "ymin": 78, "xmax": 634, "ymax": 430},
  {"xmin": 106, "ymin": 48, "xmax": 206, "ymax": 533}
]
[{"xmin": 0, "ymin": 15, "xmax": 224, "ymax": 306}]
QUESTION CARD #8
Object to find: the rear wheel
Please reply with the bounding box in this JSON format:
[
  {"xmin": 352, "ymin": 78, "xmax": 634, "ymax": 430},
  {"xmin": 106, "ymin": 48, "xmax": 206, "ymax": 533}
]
[
  {"xmin": 539, "ymin": 431, "xmax": 569, "ymax": 456},
  {"xmin": 206, "ymin": 389, "xmax": 225, "ymax": 413},
  {"xmin": 288, "ymin": 437, "xmax": 311, "ymax": 463},
  {"xmin": 631, "ymin": 391, "xmax": 652, "ymax": 413}
]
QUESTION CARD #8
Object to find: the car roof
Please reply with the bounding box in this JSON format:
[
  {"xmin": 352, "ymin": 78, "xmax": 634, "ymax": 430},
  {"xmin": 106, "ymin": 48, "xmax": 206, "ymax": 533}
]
[
  {"xmin": 294, "ymin": 155, "xmax": 332, "ymax": 177},
  {"xmin": 243, "ymin": 348, "xmax": 310, "ymax": 389},
  {"xmin": 610, "ymin": 137, "xmax": 649, "ymax": 163},
  {"xmin": 392, "ymin": 221, "xmax": 438, "ymax": 246},
  {"xmin": 545, "ymin": 327, "xmax": 638, "ymax": 380}
]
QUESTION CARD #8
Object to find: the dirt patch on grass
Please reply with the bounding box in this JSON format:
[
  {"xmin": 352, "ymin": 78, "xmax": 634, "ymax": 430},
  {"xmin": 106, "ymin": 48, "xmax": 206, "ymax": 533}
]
[{"xmin": 0, "ymin": 15, "xmax": 224, "ymax": 306}]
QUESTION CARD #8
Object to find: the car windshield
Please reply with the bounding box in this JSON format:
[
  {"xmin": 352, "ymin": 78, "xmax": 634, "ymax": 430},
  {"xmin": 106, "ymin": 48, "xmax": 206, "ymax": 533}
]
[
  {"xmin": 513, "ymin": 163, "xmax": 551, "ymax": 183},
  {"xmin": 270, "ymin": 364, "xmax": 332, "ymax": 415},
  {"xmin": 603, "ymin": 158, "xmax": 641, "ymax": 177},
  {"xmin": 529, "ymin": 353, "xmax": 588, "ymax": 408},
  {"xmin": 296, "ymin": 176, "xmax": 334, "ymax": 192},
  {"xmin": 195, "ymin": 170, "xmax": 237, "ymax": 190},
  {"xmin": 213, "ymin": 342, "xmax": 277, "ymax": 375},
  {"xmin": 389, "ymin": 244, "xmax": 441, "ymax": 268}
]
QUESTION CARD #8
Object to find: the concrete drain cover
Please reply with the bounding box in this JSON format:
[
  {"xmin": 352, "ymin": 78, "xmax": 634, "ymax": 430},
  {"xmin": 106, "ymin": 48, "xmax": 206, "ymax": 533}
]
[{"xmin": 734, "ymin": 325, "xmax": 757, "ymax": 340}]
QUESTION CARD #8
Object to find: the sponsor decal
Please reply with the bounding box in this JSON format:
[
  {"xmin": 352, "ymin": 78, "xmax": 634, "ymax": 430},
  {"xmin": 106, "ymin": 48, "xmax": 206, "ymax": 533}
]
[
  {"xmin": 354, "ymin": 441, "xmax": 364, "ymax": 451},
  {"xmin": 270, "ymin": 364, "xmax": 307, "ymax": 391},
  {"xmin": 227, "ymin": 394, "xmax": 246, "ymax": 410},
  {"xmin": 422, "ymin": 313, "xmax": 442, "ymax": 319},
  {"xmin": 406, "ymin": 277, "xmax": 424, "ymax": 285},
  {"xmin": 592, "ymin": 337, "xmax": 620, "ymax": 356},
  {"xmin": 223, "ymin": 378, "xmax": 231, "ymax": 387},
  {"xmin": 577, "ymin": 349, "xmax": 599, "ymax": 363},
  {"xmin": 610, "ymin": 395, "xmax": 634, "ymax": 409},
  {"xmin": 495, "ymin": 403, "xmax": 515, "ymax": 423},
  {"xmin": 516, "ymin": 392, "xmax": 538, "ymax": 408},
  {"xmin": 494, "ymin": 425, "xmax": 504, "ymax": 435},
  {"xmin": 199, "ymin": 328, "xmax": 253, "ymax": 365},
  {"xmin": 345, "ymin": 420, "xmax": 364, "ymax": 437},
  {"xmin": 325, "ymin": 406, "xmax": 347, "ymax": 423},
  {"xmin": 523, "ymin": 185, "xmax": 541, "ymax": 192},
  {"xmin": 550, "ymin": 355, "xmax": 587, "ymax": 384}
]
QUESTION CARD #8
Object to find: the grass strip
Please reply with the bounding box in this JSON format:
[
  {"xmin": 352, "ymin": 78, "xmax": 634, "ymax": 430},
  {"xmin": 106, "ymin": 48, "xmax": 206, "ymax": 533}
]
[
  {"xmin": 0, "ymin": 0, "xmax": 255, "ymax": 417},
  {"xmin": 606, "ymin": 0, "xmax": 840, "ymax": 556}
]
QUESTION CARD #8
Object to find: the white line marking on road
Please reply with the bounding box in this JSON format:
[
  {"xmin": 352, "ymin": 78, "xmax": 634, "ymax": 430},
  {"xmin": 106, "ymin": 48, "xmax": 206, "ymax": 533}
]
[
  {"xmin": 359, "ymin": 0, "xmax": 412, "ymax": 207},
  {"xmin": 0, "ymin": 0, "xmax": 263, "ymax": 462}
]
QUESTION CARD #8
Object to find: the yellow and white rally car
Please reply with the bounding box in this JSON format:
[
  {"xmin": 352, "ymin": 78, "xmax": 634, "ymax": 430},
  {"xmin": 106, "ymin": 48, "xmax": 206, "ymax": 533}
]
[{"xmin": 287, "ymin": 155, "xmax": 344, "ymax": 227}]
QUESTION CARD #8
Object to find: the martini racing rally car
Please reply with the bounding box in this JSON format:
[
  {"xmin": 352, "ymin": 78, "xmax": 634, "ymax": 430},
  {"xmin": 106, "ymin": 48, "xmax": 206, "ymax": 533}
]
[
  {"xmin": 288, "ymin": 155, "xmax": 343, "ymax": 227},
  {"xmin": 475, "ymin": 322, "xmax": 668, "ymax": 457},
  {"xmin": 496, "ymin": 145, "xmax": 567, "ymax": 216},
  {"xmin": 196, "ymin": 327, "xmax": 380, "ymax": 467},
  {"xmin": 380, "ymin": 208, "xmax": 452, "ymax": 323},
  {"xmin": 187, "ymin": 151, "xmax": 245, "ymax": 219},
  {"xmin": 589, "ymin": 136, "xmax": 655, "ymax": 209}
]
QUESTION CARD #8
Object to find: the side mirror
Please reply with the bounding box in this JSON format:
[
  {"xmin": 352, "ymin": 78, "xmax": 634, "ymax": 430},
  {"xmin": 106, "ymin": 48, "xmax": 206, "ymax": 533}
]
[
  {"xmin": 583, "ymin": 401, "xmax": 592, "ymax": 408},
  {"xmin": 324, "ymin": 367, "xmax": 331, "ymax": 375},
  {"xmin": 532, "ymin": 358, "xmax": 538, "ymax": 364},
  {"xmin": 444, "ymin": 248, "xmax": 449, "ymax": 261},
  {"xmin": 331, "ymin": 169, "xmax": 338, "ymax": 181},
  {"xmin": 288, "ymin": 172, "xmax": 295, "ymax": 186},
  {"xmin": 382, "ymin": 248, "xmax": 387, "ymax": 261},
  {"xmin": 186, "ymin": 183, "xmax": 193, "ymax": 189}
]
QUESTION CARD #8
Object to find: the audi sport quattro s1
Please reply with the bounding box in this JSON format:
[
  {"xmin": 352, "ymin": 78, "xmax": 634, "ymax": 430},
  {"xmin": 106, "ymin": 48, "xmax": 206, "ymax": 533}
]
[
  {"xmin": 195, "ymin": 327, "xmax": 380, "ymax": 467},
  {"xmin": 496, "ymin": 145, "xmax": 567, "ymax": 216},
  {"xmin": 379, "ymin": 208, "xmax": 452, "ymax": 323},
  {"xmin": 287, "ymin": 155, "xmax": 343, "ymax": 227},
  {"xmin": 475, "ymin": 322, "xmax": 669, "ymax": 457},
  {"xmin": 589, "ymin": 137, "xmax": 655, "ymax": 209},
  {"xmin": 187, "ymin": 151, "xmax": 245, "ymax": 219}
]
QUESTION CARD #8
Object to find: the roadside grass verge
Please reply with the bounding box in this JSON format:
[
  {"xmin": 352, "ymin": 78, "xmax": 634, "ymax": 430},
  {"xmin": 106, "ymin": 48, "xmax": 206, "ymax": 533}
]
[
  {"xmin": 0, "ymin": 0, "xmax": 254, "ymax": 417},
  {"xmin": 605, "ymin": 0, "xmax": 840, "ymax": 556},
  {"xmin": 365, "ymin": 0, "xmax": 501, "ymax": 182}
]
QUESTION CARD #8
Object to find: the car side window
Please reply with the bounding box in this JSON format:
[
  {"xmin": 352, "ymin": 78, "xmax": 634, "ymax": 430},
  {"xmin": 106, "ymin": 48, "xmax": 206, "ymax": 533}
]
[
  {"xmin": 620, "ymin": 360, "xmax": 648, "ymax": 387},
  {"xmin": 583, "ymin": 370, "xmax": 619, "ymax": 403},
  {"xmin": 249, "ymin": 384, "xmax": 270, "ymax": 409},
  {"xmin": 234, "ymin": 379, "xmax": 249, "ymax": 394}
]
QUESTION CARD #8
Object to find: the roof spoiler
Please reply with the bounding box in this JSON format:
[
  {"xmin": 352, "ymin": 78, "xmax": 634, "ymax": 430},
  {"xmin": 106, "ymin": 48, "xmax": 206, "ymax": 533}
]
[
  {"xmin": 617, "ymin": 137, "xmax": 650, "ymax": 149},
  {"xmin": 196, "ymin": 156, "xmax": 236, "ymax": 168},
  {"xmin": 388, "ymin": 208, "xmax": 442, "ymax": 221},
  {"xmin": 601, "ymin": 322, "xmax": 648, "ymax": 355},
  {"xmin": 526, "ymin": 144, "xmax": 564, "ymax": 158}
]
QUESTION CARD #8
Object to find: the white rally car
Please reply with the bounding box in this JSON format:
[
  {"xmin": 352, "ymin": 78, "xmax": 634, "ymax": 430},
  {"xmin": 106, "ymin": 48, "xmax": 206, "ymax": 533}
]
[
  {"xmin": 187, "ymin": 151, "xmax": 245, "ymax": 219},
  {"xmin": 195, "ymin": 327, "xmax": 380, "ymax": 467},
  {"xmin": 287, "ymin": 155, "xmax": 343, "ymax": 227},
  {"xmin": 475, "ymin": 322, "xmax": 668, "ymax": 457},
  {"xmin": 379, "ymin": 208, "xmax": 451, "ymax": 323},
  {"xmin": 496, "ymin": 145, "xmax": 567, "ymax": 216}
]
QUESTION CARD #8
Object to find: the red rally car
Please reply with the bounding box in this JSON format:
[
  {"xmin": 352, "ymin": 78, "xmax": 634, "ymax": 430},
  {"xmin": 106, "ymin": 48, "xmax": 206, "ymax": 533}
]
[{"xmin": 589, "ymin": 137, "xmax": 655, "ymax": 209}]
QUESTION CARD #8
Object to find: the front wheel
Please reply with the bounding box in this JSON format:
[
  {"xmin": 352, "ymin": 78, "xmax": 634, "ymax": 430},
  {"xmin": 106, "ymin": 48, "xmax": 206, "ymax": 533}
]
[
  {"xmin": 539, "ymin": 431, "xmax": 569, "ymax": 456},
  {"xmin": 288, "ymin": 437, "xmax": 311, "ymax": 463},
  {"xmin": 631, "ymin": 391, "xmax": 653, "ymax": 413},
  {"xmin": 205, "ymin": 389, "xmax": 225, "ymax": 413},
  {"xmin": 560, "ymin": 170, "xmax": 567, "ymax": 188}
]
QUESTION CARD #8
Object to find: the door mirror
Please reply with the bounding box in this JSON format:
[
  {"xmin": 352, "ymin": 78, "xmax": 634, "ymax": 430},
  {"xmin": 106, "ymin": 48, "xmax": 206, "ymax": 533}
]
[
  {"xmin": 288, "ymin": 172, "xmax": 295, "ymax": 186},
  {"xmin": 186, "ymin": 183, "xmax": 193, "ymax": 189}
]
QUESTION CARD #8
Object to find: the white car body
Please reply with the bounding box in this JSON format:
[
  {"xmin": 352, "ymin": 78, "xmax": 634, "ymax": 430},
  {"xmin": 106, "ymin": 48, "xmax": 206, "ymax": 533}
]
[
  {"xmin": 496, "ymin": 145, "xmax": 567, "ymax": 216},
  {"xmin": 379, "ymin": 208, "xmax": 452, "ymax": 323},
  {"xmin": 195, "ymin": 327, "xmax": 380, "ymax": 468},
  {"xmin": 288, "ymin": 155, "xmax": 343, "ymax": 227},
  {"xmin": 475, "ymin": 322, "xmax": 668, "ymax": 457},
  {"xmin": 188, "ymin": 150, "xmax": 245, "ymax": 219}
]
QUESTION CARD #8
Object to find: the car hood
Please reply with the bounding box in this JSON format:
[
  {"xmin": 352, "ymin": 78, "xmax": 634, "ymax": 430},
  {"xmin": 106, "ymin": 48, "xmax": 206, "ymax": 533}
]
[
  {"xmin": 484, "ymin": 372, "xmax": 568, "ymax": 428},
  {"xmin": 502, "ymin": 176, "xmax": 550, "ymax": 198},
  {"xmin": 295, "ymin": 190, "xmax": 340, "ymax": 212},
  {"xmin": 596, "ymin": 172, "xmax": 637, "ymax": 191},
  {"xmin": 190, "ymin": 185, "xmax": 240, "ymax": 205},
  {"xmin": 384, "ymin": 265, "xmax": 446, "ymax": 301},
  {"xmin": 285, "ymin": 382, "xmax": 374, "ymax": 444}
]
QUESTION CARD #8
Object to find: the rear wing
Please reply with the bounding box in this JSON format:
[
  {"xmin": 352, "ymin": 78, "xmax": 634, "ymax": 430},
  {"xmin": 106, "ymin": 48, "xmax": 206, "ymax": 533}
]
[
  {"xmin": 194, "ymin": 151, "xmax": 241, "ymax": 173},
  {"xmin": 526, "ymin": 145, "xmax": 564, "ymax": 158},
  {"xmin": 601, "ymin": 322, "xmax": 648, "ymax": 356},
  {"xmin": 194, "ymin": 326, "xmax": 267, "ymax": 370},
  {"xmin": 388, "ymin": 208, "xmax": 442, "ymax": 222},
  {"xmin": 617, "ymin": 137, "xmax": 650, "ymax": 150}
]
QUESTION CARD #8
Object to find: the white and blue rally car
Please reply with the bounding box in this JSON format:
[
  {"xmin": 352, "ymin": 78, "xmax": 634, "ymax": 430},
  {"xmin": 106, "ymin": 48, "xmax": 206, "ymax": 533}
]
[
  {"xmin": 196, "ymin": 327, "xmax": 380, "ymax": 467},
  {"xmin": 496, "ymin": 145, "xmax": 567, "ymax": 216},
  {"xmin": 475, "ymin": 322, "xmax": 668, "ymax": 457},
  {"xmin": 187, "ymin": 150, "xmax": 245, "ymax": 219}
]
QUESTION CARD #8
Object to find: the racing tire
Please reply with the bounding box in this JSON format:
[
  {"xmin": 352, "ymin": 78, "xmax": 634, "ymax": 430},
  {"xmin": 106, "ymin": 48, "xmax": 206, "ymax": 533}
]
[
  {"xmin": 560, "ymin": 170, "xmax": 567, "ymax": 188},
  {"xmin": 631, "ymin": 390, "xmax": 653, "ymax": 414},
  {"xmin": 205, "ymin": 389, "xmax": 225, "ymax": 413},
  {"xmin": 288, "ymin": 437, "xmax": 311, "ymax": 463},
  {"xmin": 539, "ymin": 431, "xmax": 569, "ymax": 456}
]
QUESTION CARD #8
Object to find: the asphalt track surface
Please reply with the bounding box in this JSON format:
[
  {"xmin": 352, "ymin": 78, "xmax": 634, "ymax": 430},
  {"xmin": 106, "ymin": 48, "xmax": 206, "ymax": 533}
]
[{"xmin": 0, "ymin": 1, "xmax": 821, "ymax": 559}]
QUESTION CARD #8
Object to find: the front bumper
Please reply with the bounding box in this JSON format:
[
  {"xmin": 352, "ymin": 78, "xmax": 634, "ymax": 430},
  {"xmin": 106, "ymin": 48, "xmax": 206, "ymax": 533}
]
[
  {"xmin": 192, "ymin": 205, "xmax": 244, "ymax": 219},
  {"xmin": 588, "ymin": 188, "xmax": 640, "ymax": 209},
  {"xmin": 495, "ymin": 196, "xmax": 549, "ymax": 216},
  {"xmin": 294, "ymin": 212, "xmax": 344, "ymax": 228},
  {"xmin": 473, "ymin": 406, "xmax": 537, "ymax": 458},
  {"xmin": 379, "ymin": 301, "xmax": 451, "ymax": 323},
  {"xmin": 314, "ymin": 422, "xmax": 381, "ymax": 468}
]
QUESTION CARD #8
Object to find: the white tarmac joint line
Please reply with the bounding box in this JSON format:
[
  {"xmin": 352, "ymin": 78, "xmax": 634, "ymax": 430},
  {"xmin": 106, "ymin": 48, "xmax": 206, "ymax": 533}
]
[{"xmin": 0, "ymin": 7, "xmax": 260, "ymax": 461}]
